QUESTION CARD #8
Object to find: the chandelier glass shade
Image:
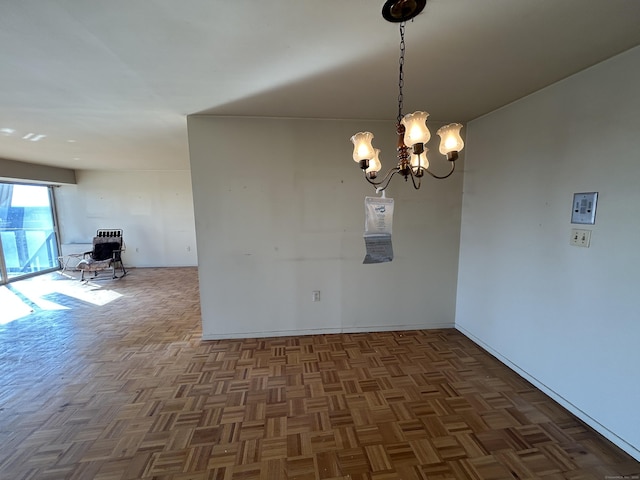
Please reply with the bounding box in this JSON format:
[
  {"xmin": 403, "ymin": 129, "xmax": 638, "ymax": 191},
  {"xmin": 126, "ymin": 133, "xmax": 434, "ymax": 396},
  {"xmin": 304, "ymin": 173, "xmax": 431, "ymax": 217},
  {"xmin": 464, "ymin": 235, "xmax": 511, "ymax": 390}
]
[{"xmin": 350, "ymin": 0, "xmax": 465, "ymax": 191}]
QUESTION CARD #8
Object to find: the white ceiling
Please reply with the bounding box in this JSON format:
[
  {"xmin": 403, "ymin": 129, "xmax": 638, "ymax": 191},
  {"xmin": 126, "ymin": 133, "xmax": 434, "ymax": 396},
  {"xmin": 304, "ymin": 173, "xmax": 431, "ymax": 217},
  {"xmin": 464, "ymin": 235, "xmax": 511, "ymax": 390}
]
[{"xmin": 1, "ymin": 0, "xmax": 640, "ymax": 172}]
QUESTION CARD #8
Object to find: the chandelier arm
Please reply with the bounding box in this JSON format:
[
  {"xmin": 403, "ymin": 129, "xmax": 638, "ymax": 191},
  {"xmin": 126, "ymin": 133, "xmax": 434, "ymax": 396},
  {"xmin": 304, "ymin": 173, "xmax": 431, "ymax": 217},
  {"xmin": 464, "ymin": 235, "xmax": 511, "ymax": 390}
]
[
  {"xmin": 408, "ymin": 168, "xmax": 422, "ymax": 190},
  {"xmin": 365, "ymin": 167, "xmax": 401, "ymax": 191},
  {"xmin": 424, "ymin": 160, "xmax": 456, "ymax": 180}
]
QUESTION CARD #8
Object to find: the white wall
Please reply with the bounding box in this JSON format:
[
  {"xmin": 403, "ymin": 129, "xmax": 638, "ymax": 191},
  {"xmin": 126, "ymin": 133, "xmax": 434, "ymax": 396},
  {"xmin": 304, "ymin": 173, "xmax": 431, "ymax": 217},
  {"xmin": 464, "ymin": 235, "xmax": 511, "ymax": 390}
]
[
  {"xmin": 55, "ymin": 170, "xmax": 198, "ymax": 267},
  {"xmin": 188, "ymin": 116, "xmax": 463, "ymax": 339},
  {"xmin": 456, "ymin": 46, "xmax": 640, "ymax": 459}
]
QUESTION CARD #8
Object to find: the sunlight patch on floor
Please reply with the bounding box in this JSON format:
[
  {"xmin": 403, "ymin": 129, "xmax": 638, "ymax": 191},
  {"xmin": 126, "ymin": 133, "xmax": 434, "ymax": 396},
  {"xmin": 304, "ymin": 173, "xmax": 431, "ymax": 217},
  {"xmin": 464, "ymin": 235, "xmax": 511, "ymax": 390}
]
[
  {"xmin": 0, "ymin": 274, "xmax": 124, "ymax": 325},
  {"xmin": 0, "ymin": 286, "xmax": 33, "ymax": 325},
  {"xmin": 9, "ymin": 280, "xmax": 70, "ymax": 311},
  {"xmin": 12, "ymin": 276, "xmax": 123, "ymax": 308},
  {"xmin": 56, "ymin": 280, "xmax": 123, "ymax": 306}
]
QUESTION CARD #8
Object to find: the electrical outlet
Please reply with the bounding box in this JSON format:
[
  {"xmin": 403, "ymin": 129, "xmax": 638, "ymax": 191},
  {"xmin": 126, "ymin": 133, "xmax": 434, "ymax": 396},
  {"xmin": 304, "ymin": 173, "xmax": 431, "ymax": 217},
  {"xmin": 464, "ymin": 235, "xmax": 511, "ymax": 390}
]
[
  {"xmin": 570, "ymin": 228, "xmax": 591, "ymax": 248},
  {"xmin": 312, "ymin": 291, "xmax": 321, "ymax": 302}
]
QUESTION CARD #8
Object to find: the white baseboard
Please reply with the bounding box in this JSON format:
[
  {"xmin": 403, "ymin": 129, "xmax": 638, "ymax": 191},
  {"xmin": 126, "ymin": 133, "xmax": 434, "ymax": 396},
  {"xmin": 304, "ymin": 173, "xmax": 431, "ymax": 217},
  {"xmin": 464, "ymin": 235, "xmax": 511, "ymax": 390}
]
[{"xmin": 201, "ymin": 322, "xmax": 454, "ymax": 341}]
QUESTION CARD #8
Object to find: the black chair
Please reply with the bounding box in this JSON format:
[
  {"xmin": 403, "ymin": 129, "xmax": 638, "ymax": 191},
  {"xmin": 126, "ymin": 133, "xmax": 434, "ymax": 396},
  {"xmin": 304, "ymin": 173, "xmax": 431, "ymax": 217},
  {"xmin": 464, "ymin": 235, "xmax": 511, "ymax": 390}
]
[{"xmin": 77, "ymin": 229, "xmax": 127, "ymax": 280}]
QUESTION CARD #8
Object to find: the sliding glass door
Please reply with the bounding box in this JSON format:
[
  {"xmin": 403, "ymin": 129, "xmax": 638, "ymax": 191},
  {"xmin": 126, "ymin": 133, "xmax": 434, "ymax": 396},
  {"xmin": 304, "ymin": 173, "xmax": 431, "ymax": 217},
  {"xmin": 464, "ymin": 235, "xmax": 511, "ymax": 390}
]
[{"xmin": 0, "ymin": 183, "xmax": 60, "ymax": 283}]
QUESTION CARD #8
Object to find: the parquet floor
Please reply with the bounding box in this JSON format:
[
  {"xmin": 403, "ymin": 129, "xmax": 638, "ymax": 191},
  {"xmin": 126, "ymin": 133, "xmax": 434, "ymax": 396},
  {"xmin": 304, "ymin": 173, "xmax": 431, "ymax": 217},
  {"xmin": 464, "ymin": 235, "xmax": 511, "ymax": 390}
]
[{"xmin": 0, "ymin": 268, "xmax": 638, "ymax": 480}]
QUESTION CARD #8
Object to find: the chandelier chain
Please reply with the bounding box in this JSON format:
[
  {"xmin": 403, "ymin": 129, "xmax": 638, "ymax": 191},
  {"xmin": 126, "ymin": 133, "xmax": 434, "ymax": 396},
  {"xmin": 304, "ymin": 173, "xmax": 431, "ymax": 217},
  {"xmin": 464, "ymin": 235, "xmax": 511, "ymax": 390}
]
[{"xmin": 397, "ymin": 22, "xmax": 406, "ymax": 124}]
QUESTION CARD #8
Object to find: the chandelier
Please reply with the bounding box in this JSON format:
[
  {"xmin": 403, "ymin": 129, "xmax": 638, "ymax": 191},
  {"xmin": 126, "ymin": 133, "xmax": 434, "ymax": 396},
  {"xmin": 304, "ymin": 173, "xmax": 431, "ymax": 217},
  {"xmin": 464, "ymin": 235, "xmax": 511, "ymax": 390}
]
[{"xmin": 350, "ymin": 0, "xmax": 465, "ymax": 191}]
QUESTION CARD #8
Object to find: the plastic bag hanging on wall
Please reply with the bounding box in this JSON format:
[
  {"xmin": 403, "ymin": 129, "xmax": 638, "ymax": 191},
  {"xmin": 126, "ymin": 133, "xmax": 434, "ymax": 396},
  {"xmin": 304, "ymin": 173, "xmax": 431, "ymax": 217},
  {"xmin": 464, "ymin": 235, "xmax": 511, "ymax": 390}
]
[{"xmin": 363, "ymin": 196, "xmax": 394, "ymax": 264}]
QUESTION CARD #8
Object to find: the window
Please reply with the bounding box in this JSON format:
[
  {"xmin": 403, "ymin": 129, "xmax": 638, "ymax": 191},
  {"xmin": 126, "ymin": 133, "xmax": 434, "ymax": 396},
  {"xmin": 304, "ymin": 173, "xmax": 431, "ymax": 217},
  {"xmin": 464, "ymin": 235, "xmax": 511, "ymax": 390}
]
[{"xmin": 0, "ymin": 182, "xmax": 60, "ymax": 284}]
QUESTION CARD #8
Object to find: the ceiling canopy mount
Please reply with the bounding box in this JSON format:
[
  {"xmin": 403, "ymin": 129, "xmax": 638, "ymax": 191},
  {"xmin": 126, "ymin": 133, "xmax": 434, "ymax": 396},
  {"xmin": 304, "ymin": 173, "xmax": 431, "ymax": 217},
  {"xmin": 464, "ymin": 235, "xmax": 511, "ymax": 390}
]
[{"xmin": 382, "ymin": 0, "xmax": 427, "ymax": 23}]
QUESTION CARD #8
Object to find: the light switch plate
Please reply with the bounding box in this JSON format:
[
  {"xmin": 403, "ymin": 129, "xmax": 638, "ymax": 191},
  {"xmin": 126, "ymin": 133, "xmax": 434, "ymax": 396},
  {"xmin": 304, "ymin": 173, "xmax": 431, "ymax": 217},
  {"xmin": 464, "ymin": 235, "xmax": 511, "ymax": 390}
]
[
  {"xmin": 570, "ymin": 228, "xmax": 591, "ymax": 247},
  {"xmin": 571, "ymin": 192, "xmax": 598, "ymax": 224}
]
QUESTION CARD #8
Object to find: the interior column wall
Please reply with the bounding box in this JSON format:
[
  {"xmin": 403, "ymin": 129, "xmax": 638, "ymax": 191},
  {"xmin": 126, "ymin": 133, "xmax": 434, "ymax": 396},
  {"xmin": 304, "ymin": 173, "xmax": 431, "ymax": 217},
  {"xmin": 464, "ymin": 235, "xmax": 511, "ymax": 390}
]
[{"xmin": 188, "ymin": 116, "xmax": 464, "ymax": 339}]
